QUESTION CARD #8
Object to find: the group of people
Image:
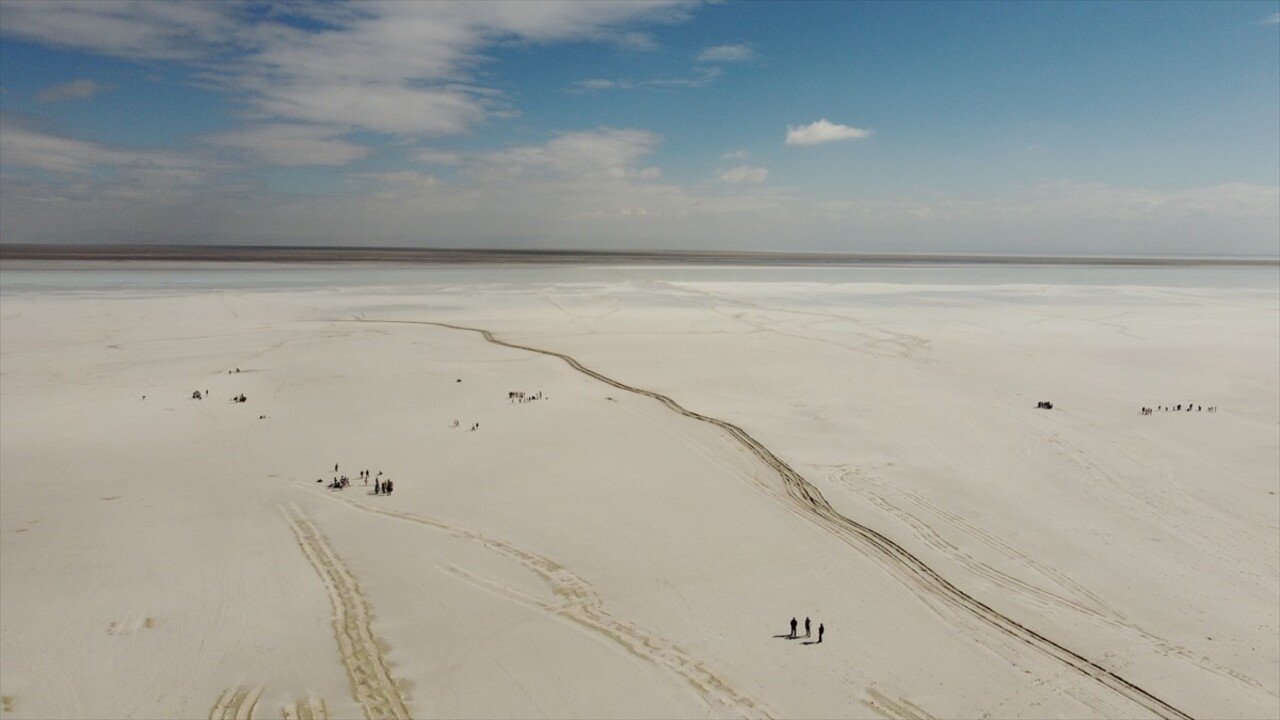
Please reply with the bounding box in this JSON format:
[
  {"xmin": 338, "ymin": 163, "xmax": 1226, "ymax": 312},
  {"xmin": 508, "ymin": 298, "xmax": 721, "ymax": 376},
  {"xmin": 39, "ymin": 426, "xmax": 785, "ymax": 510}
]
[
  {"xmin": 787, "ymin": 616, "xmax": 824, "ymax": 643},
  {"xmin": 321, "ymin": 465, "xmax": 395, "ymax": 495},
  {"xmin": 1141, "ymin": 404, "xmax": 1217, "ymax": 415}
]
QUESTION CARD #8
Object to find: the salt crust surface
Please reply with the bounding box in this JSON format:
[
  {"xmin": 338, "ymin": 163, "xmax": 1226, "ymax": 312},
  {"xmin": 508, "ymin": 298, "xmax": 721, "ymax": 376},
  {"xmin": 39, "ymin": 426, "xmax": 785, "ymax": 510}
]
[{"xmin": 1, "ymin": 265, "xmax": 1276, "ymax": 719}]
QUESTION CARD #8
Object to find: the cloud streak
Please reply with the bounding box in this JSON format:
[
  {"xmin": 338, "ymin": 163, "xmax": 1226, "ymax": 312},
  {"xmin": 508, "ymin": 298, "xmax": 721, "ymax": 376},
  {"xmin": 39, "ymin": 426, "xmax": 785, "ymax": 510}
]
[
  {"xmin": 203, "ymin": 124, "xmax": 371, "ymax": 167},
  {"xmin": 2, "ymin": 1, "xmax": 692, "ymax": 142},
  {"xmin": 36, "ymin": 79, "xmax": 109, "ymax": 103},
  {"xmin": 697, "ymin": 43, "xmax": 752, "ymax": 62},
  {"xmin": 715, "ymin": 165, "xmax": 769, "ymax": 184}
]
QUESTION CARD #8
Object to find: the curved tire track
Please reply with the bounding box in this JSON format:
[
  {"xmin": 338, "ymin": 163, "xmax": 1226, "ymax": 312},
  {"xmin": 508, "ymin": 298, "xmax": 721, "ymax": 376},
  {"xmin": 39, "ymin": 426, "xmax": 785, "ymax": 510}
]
[
  {"xmin": 281, "ymin": 503, "xmax": 410, "ymax": 720},
  {"xmin": 364, "ymin": 318, "xmax": 1193, "ymax": 720}
]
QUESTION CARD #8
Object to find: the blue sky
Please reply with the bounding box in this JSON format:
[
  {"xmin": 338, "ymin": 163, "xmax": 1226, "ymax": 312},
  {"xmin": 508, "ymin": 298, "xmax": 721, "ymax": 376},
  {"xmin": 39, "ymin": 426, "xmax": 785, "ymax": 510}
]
[{"xmin": 1, "ymin": 0, "xmax": 1277, "ymax": 255}]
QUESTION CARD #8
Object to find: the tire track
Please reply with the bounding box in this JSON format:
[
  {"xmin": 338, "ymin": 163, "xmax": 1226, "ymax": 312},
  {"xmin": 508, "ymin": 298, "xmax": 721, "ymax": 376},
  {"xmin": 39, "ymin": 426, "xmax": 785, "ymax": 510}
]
[
  {"xmin": 361, "ymin": 318, "xmax": 1194, "ymax": 720},
  {"xmin": 303, "ymin": 486, "xmax": 773, "ymax": 719},
  {"xmin": 280, "ymin": 503, "xmax": 410, "ymax": 720},
  {"xmin": 282, "ymin": 697, "xmax": 330, "ymax": 720},
  {"xmin": 833, "ymin": 464, "xmax": 1272, "ymax": 698},
  {"xmin": 831, "ymin": 465, "xmax": 1119, "ymax": 619},
  {"xmin": 209, "ymin": 686, "xmax": 263, "ymax": 720}
]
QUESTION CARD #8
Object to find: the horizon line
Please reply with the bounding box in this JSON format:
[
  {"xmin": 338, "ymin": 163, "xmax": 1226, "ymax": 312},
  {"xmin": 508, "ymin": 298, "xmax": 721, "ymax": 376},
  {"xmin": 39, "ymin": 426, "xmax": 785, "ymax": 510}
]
[{"xmin": 1, "ymin": 243, "xmax": 1276, "ymax": 267}]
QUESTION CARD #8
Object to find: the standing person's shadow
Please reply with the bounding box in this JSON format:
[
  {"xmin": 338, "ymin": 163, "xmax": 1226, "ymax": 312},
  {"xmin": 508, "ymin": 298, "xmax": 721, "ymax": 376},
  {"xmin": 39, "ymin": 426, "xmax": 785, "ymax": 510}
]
[
  {"xmin": 801, "ymin": 640, "xmax": 820, "ymax": 646},
  {"xmin": 773, "ymin": 633, "xmax": 797, "ymax": 640}
]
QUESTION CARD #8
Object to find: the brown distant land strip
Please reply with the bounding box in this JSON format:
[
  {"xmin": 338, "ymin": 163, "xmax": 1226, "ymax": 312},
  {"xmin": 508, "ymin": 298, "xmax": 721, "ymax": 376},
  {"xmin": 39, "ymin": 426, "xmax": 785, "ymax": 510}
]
[{"xmin": 1, "ymin": 243, "xmax": 1274, "ymax": 267}]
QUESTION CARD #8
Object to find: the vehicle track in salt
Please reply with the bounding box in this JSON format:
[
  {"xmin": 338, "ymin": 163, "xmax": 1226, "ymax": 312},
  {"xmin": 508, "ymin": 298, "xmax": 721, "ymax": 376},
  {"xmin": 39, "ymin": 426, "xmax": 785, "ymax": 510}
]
[
  {"xmin": 303, "ymin": 486, "xmax": 773, "ymax": 719},
  {"xmin": 209, "ymin": 686, "xmax": 330, "ymax": 720},
  {"xmin": 361, "ymin": 318, "xmax": 1194, "ymax": 720},
  {"xmin": 280, "ymin": 503, "xmax": 410, "ymax": 720},
  {"xmin": 209, "ymin": 685, "xmax": 263, "ymax": 720}
]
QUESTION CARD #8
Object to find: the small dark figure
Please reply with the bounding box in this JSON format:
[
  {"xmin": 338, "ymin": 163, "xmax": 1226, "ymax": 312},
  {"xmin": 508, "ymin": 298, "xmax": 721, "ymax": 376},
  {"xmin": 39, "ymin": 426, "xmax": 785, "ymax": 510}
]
[
  {"xmin": 805, "ymin": 617, "xmax": 811, "ymax": 638},
  {"xmin": 335, "ymin": 463, "xmax": 339, "ymax": 472},
  {"xmin": 386, "ymin": 480, "xmax": 393, "ymax": 495},
  {"xmin": 789, "ymin": 617, "xmax": 797, "ymax": 638},
  {"xmin": 818, "ymin": 623, "xmax": 824, "ymax": 643},
  {"xmin": 374, "ymin": 481, "xmax": 381, "ymax": 495}
]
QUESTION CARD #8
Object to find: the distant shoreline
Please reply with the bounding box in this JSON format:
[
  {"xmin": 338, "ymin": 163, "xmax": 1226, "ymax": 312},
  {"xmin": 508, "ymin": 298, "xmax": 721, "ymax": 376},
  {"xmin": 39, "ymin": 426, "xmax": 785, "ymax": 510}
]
[{"xmin": 0, "ymin": 243, "xmax": 1275, "ymax": 267}]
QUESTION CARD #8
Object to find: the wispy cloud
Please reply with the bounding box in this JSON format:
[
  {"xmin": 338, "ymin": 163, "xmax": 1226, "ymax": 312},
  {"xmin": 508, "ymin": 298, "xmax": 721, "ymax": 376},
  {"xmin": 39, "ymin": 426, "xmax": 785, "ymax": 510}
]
[
  {"xmin": 785, "ymin": 119, "xmax": 872, "ymax": 145},
  {"xmin": 413, "ymin": 149, "xmax": 463, "ymax": 166},
  {"xmin": 36, "ymin": 78, "xmax": 109, "ymax": 103},
  {"xmin": 203, "ymin": 124, "xmax": 370, "ymax": 167},
  {"xmin": 566, "ymin": 67, "xmax": 721, "ymax": 95},
  {"xmin": 715, "ymin": 165, "xmax": 768, "ymax": 184},
  {"xmin": 722, "ymin": 149, "xmax": 749, "ymax": 160},
  {"xmin": 1261, "ymin": 12, "xmax": 1280, "ymax": 24},
  {"xmin": 0, "ymin": 1, "xmax": 239, "ymax": 60},
  {"xmin": 697, "ymin": 43, "xmax": 753, "ymax": 62},
  {"xmin": 470, "ymin": 128, "xmax": 663, "ymax": 182},
  {"xmin": 0, "ymin": 115, "xmax": 214, "ymax": 206},
  {"xmin": 1, "ymin": 1, "xmax": 691, "ymax": 139}
]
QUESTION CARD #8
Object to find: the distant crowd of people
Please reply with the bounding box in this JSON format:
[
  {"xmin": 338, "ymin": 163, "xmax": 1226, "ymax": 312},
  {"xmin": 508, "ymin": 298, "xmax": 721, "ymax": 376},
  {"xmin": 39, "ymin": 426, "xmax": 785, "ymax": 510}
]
[{"xmin": 1141, "ymin": 404, "xmax": 1217, "ymax": 415}]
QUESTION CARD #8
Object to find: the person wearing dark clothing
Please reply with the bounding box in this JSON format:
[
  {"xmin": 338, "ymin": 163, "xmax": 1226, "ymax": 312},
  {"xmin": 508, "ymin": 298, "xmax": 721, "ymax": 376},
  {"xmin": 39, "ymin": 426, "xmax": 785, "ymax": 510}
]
[
  {"xmin": 818, "ymin": 624, "xmax": 824, "ymax": 643},
  {"xmin": 789, "ymin": 617, "xmax": 797, "ymax": 638},
  {"xmin": 805, "ymin": 617, "xmax": 811, "ymax": 638}
]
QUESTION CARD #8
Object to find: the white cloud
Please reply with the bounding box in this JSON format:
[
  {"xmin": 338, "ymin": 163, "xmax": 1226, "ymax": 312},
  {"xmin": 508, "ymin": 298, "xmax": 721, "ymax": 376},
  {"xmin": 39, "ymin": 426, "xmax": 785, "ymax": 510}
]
[
  {"xmin": 0, "ymin": 1, "xmax": 239, "ymax": 60},
  {"xmin": 697, "ymin": 43, "xmax": 752, "ymax": 62},
  {"xmin": 0, "ymin": 118, "xmax": 201, "ymax": 176},
  {"xmin": 0, "ymin": 1, "xmax": 691, "ymax": 138},
  {"xmin": 36, "ymin": 78, "xmax": 108, "ymax": 103},
  {"xmin": 472, "ymin": 128, "xmax": 662, "ymax": 182},
  {"xmin": 413, "ymin": 149, "xmax": 463, "ymax": 166},
  {"xmin": 1262, "ymin": 12, "xmax": 1280, "ymax": 24},
  {"xmin": 722, "ymin": 149, "xmax": 749, "ymax": 160},
  {"xmin": 0, "ymin": 118, "xmax": 214, "ymax": 208},
  {"xmin": 785, "ymin": 119, "xmax": 872, "ymax": 145},
  {"xmin": 204, "ymin": 124, "xmax": 371, "ymax": 166},
  {"xmin": 565, "ymin": 67, "xmax": 721, "ymax": 94},
  {"xmin": 567, "ymin": 78, "xmax": 620, "ymax": 94},
  {"xmin": 715, "ymin": 165, "xmax": 769, "ymax": 184}
]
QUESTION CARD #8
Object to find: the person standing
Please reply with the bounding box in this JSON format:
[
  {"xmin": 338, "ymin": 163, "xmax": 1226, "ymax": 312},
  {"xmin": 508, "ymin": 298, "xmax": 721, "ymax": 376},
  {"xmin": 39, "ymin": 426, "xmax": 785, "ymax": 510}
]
[
  {"xmin": 789, "ymin": 617, "xmax": 797, "ymax": 638},
  {"xmin": 818, "ymin": 623, "xmax": 824, "ymax": 643},
  {"xmin": 804, "ymin": 617, "xmax": 811, "ymax": 638}
]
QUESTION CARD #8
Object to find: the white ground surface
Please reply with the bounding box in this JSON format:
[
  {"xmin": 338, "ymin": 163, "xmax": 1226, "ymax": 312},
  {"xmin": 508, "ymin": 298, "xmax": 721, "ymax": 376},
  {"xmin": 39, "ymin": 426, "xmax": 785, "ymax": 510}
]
[{"xmin": 1, "ymin": 264, "xmax": 1276, "ymax": 719}]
